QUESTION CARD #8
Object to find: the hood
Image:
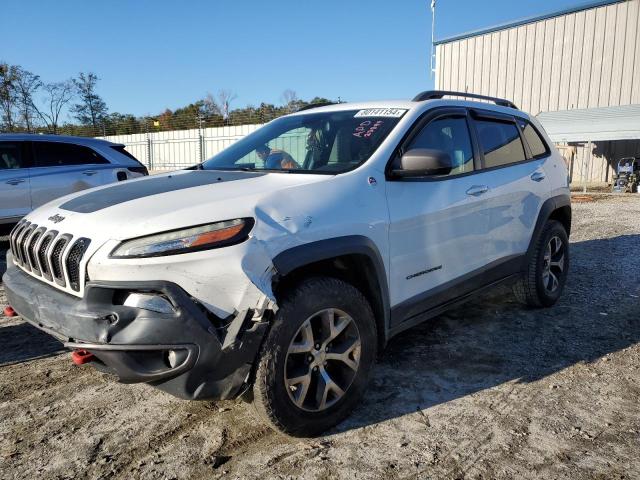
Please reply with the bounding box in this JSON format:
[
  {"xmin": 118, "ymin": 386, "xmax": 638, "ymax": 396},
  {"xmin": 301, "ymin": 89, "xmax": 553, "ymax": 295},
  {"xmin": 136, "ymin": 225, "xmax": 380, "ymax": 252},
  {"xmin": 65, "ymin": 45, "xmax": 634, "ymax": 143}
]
[{"xmin": 27, "ymin": 170, "xmax": 330, "ymax": 241}]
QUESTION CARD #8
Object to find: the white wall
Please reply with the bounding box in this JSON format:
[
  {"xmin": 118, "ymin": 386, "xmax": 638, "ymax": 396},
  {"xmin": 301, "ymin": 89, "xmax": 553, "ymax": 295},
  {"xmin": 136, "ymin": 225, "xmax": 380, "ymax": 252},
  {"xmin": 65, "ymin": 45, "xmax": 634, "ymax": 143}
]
[
  {"xmin": 101, "ymin": 123, "xmax": 264, "ymax": 170},
  {"xmin": 436, "ymin": 0, "xmax": 640, "ymax": 115}
]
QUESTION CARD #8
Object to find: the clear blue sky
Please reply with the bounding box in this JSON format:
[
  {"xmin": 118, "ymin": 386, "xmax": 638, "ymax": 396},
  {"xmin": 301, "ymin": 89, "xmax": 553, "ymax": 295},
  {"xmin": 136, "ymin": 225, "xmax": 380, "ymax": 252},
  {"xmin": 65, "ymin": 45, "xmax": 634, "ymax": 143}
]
[{"xmin": 3, "ymin": 0, "xmax": 590, "ymax": 117}]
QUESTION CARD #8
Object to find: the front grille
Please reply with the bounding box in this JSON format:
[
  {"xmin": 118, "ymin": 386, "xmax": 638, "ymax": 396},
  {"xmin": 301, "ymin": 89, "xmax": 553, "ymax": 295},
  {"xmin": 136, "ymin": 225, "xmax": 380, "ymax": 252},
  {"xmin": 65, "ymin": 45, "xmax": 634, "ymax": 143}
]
[{"xmin": 9, "ymin": 221, "xmax": 91, "ymax": 294}]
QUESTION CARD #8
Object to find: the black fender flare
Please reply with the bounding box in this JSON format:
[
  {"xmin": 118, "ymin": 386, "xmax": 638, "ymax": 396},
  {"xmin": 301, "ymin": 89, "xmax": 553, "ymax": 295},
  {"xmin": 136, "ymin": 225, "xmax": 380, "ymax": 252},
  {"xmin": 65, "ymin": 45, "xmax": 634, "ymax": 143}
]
[
  {"xmin": 272, "ymin": 235, "xmax": 390, "ymax": 343},
  {"xmin": 525, "ymin": 194, "xmax": 571, "ymax": 267}
]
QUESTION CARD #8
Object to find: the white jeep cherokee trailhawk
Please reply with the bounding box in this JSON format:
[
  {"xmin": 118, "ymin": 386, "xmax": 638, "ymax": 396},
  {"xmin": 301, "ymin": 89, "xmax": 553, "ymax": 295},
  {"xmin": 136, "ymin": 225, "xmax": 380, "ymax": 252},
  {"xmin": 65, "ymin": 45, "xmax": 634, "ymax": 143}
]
[{"xmin": 4, "ymin": 91, "xmax": 571, "ymax": 436}]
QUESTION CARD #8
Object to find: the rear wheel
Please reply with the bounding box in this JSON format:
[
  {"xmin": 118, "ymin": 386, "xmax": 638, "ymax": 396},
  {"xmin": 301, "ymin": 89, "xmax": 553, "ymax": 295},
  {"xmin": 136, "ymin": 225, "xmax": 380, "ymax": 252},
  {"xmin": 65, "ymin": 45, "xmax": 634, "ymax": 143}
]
[
  {"xmin": 252, "ymin": 277, "xmax": 377, "ymax": 436},
  {"xmin": 514, "ymin": 220, "xmax": 569, "ymax": 307}
]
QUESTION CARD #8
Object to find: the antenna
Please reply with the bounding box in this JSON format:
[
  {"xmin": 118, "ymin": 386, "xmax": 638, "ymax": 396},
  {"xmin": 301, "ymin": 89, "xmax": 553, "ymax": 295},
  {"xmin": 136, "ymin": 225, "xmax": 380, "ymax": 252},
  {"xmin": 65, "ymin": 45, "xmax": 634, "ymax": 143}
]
[{"xmin": 430, "ymin": 0, "xmax": 436, "ymax": 78}]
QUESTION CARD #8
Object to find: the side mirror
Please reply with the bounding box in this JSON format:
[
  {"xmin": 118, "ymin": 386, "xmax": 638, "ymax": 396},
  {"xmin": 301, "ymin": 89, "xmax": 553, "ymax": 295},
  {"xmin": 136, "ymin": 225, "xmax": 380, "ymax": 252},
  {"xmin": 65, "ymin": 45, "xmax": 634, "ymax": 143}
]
[{"xmin": 391, "ymin": 148, "xmax": 452, "ymax": 178}]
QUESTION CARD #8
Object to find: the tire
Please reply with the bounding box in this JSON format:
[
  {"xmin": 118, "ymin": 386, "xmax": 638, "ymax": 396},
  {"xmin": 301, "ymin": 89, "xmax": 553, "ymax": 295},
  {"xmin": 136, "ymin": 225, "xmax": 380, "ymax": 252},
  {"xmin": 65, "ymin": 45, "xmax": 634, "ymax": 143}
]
[
  {"xmin": 252, "ymin": 277, "xmax": 377, "ymax": 437},
  {"xmin": 513, "ymin": 219, "xmax": 569, "ymax": 308}
]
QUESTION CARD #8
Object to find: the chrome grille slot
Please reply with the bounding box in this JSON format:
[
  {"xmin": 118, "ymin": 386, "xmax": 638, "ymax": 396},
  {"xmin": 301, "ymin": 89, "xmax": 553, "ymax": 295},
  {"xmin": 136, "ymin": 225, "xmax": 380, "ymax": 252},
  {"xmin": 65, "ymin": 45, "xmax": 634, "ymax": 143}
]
[
  {"xmin": 66, "ymin": 238, "xmax": 91, "ymax": 291},
  {"xmin": 50, "ymin": 236, "xmax": 70, "ymax": 285},
  {"xmin": 27, "ymin": 228, "xmax": 45, "ymax": 274},
  {"xmin": 9, "ymin": 222, "xmax": 24, "ymax": 263},
  {"xmin": 37, "ymin": 231, "xmax": 57, "ymax": 280},
  {"xmin": 19, "ymin": 224, "xmax": 36, "ymax": 271},
  {"xmin": 12, "ymin": 221, "xmax": 30, "ymax": 265}
]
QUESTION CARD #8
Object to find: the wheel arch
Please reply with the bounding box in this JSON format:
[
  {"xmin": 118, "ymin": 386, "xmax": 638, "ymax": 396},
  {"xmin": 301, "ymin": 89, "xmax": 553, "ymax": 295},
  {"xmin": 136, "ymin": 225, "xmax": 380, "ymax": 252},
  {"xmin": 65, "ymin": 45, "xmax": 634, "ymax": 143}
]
[
  {"xmin": 526, "ymin": 194, "xmax": 572, "ymax": 264},
  {"xmin": 272, "ymin": 236, "xmax": 390, "ymax": 348}
]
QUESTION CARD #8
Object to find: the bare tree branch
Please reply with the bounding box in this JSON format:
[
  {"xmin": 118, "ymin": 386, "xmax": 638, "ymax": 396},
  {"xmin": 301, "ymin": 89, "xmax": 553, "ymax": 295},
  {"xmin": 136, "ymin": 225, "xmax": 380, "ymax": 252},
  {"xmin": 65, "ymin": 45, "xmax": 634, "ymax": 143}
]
[
  {"xmin": 0, "ymin": 63, "xmax": 19, "ymax": 131},
  {"xmin": 281, "ymin": 89, "xmax": 299, "ymax": 112},
  {"xmin": 13, "ymin": 67, "xmax": 42, "ymax": 132},
  {"xmin": 33, "ymin": 81, "xmax": 75, "ymax": 134}
]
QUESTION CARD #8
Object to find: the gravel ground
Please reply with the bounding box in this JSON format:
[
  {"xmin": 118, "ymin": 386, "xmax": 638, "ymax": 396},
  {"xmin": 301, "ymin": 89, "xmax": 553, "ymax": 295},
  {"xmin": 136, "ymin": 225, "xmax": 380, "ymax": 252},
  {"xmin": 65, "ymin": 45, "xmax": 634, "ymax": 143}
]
[{"xmin": 1, "ymin": 195, "xmax": 639, "ymax": 480}]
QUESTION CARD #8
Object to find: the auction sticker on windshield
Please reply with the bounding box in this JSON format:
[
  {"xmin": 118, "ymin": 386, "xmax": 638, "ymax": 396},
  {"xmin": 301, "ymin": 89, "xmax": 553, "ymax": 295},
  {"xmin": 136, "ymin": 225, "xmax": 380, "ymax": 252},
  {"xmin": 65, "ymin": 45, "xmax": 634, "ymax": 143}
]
[{"xmin": 354, "ymin": 108, "xmax": 406, "ymax": 118}]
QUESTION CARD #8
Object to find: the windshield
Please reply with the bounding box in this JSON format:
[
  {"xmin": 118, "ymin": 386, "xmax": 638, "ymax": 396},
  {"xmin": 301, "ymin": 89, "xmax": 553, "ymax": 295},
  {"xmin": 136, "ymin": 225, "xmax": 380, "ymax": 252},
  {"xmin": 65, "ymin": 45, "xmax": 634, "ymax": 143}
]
[{"xmin": 201, "ymin": 108, "xmax": 406, "ymax": 174}]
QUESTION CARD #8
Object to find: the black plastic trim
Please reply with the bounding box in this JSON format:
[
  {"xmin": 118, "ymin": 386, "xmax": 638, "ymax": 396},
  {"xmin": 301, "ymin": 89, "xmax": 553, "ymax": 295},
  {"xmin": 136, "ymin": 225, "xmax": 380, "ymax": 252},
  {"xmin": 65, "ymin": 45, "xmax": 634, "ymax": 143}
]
[
  {"xmin": 525, "ymin": 194, "xmax": 572, "ymax": 264},
  {"xmin": 272, "ymin": 235, "xmax": 391, "ymax": 339},
  {"xmin": 2, "ymin": 259, "xmax": 269, "ymax": 400},
  {"xmin": 389, "ymin": 254, "xmax": 524, "ymax": 330},
  {"xmin": 412, "ymin": 90, "xmax": 518, "ymax": 109}
]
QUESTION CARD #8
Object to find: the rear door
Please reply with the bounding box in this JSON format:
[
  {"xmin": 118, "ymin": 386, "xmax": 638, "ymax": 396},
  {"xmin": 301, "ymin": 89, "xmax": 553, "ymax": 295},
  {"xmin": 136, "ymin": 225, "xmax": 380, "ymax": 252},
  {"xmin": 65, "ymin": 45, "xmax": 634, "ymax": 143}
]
[
  {"xmin": 29, "ymin": 141, "xmax": 114, "ymax": 209},
  {"xmin": 468, "ymin": 109, "xmax": 550, "ymax": 264},
  {"xmin": 0, "ymin": 141, "xmax": 31, "ymax": 222}
]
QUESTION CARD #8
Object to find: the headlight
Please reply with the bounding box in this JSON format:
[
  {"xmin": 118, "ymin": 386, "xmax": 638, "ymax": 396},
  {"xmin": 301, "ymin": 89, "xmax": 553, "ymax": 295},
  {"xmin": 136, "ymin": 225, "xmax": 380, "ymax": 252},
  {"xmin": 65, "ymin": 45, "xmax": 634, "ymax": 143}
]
[{"xmin": 110, "ymin": 218, "xmax": 254, "ymax": 258}]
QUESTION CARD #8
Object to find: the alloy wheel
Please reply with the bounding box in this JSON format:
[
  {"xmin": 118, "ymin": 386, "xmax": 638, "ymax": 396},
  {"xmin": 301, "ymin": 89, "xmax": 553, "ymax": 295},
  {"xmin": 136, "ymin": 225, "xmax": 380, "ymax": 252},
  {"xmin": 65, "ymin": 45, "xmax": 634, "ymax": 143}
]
[
  {"xmin": 542, "ymin": 235, "xmax": 565, "ymax": 293},
  {"xmin": 284, "ymin": 308, "xmax": 361, "ymax": 412}
]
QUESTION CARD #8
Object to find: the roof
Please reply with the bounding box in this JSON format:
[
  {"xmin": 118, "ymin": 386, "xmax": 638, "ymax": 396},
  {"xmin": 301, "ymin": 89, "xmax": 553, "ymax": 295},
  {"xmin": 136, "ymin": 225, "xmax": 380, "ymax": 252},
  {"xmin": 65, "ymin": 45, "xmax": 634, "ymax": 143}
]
[
  {"xmin": 537, "ymin": 104, "xmax": 640, "ymax": 142},
  {"xmin": 434, "ymin": 0, "xmax": 623, "ymax": 45},
  {"xmin": 0, "ymin": 133, "xmax": 119, "ymax": 146}
]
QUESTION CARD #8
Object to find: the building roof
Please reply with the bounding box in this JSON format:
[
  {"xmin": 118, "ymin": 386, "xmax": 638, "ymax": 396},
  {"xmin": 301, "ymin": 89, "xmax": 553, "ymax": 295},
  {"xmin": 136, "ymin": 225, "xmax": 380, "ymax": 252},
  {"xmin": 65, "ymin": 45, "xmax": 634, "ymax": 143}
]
[
  {"xmin": 434, "ymin": 0, "xmax": 623, "ymax": 45},
  {"xmin": 537, "ymin": 104, "xmax": 640, "ymax": 142}
]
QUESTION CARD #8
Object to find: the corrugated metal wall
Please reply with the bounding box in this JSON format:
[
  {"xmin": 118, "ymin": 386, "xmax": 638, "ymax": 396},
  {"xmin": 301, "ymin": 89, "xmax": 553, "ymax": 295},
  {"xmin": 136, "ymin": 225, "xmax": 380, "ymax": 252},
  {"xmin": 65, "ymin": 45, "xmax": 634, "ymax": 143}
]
[
  {"xmin": 435, "ymin": 0, "xmax": 640, "ymax": 185},
  {"xmin": 435, "ymin": 0, "xmax": 640, "ymax": 116}
]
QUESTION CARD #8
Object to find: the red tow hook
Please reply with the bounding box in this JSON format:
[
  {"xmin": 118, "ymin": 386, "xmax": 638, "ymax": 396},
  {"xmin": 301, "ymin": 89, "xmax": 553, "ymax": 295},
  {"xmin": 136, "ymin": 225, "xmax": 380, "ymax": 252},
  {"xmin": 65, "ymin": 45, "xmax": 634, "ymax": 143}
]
[
  {"xmin": 71, "ymin": 350, "xmax": 95, "ymax": 365},
  {"xmin": 3, "ymin": 305, "xmax": 17, "ymax": 317}
]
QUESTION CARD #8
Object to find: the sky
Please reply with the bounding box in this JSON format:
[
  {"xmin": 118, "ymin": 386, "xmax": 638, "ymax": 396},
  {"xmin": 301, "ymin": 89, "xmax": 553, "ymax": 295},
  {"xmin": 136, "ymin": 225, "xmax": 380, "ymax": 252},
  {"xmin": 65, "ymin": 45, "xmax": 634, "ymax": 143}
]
[{"xmin": 3, "ymin": 0, "xmax": 594, "ymax": 117}]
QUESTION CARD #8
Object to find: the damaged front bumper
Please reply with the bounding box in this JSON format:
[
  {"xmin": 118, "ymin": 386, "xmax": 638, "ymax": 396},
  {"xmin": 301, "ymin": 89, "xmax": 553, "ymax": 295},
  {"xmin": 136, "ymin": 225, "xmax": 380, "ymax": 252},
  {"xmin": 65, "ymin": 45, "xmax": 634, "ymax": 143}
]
[{"xmin": 3, "ymin": 253, "xmax": 270, "ymax": 400}]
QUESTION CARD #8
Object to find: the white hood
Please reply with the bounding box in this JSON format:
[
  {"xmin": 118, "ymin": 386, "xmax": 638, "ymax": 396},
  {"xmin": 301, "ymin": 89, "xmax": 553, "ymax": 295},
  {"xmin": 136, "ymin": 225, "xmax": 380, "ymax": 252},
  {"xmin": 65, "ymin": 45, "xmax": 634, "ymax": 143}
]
[{"xmin": 26, "ymin": 170, "xmax": 331, "ymax": 241}]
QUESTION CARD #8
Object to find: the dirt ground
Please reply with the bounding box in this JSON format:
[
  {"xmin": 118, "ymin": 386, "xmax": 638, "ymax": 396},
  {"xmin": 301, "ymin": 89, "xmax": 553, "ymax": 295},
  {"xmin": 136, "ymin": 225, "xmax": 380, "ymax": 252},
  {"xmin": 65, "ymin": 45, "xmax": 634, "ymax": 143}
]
[{"xmin": 1, "ymin": 195, "xmax": 639, "ymax": 480}]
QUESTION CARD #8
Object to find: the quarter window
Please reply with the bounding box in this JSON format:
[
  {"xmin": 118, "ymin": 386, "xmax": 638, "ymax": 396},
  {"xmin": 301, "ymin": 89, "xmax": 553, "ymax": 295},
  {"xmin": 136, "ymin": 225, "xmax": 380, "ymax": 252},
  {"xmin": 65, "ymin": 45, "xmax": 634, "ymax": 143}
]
[
  {"xmin": 34, "ymin": 142, "xmax": 109, "ymax": 167},
  {"xmin": 517, "ymin": 119, "xmax": 549, "ymax": 158},
  {"xmin": 475, "ymin": 119, "xmax": 526, "ymax": 168},
  {"xmin": 408, "ymin": 116, "xmax": 474, "ymax": 175},
  {"xmin": 0, "ymin": 142, "xmax": 24, "ymax": 170}
]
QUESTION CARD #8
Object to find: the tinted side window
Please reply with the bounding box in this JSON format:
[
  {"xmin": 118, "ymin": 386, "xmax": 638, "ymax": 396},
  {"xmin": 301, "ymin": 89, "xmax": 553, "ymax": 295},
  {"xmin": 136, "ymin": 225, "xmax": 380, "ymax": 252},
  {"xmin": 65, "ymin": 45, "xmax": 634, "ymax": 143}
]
[
  {"xmin": 476, "ymin": 119, "xmax": 526, "ymax": 168},
  {"xmin": 0, "ymin": 142, "xmax": 24, "ymax": 170},
  {"xmin": 408, "ymin": 116, "xmax": 474, "ymax": 175},
  {"xmin": 34, "ymin": 142, "xmax": 109, "ymax": 167},
  {"xmin": 517, "ymin": 119, "xmax": 549, "ymax": 158}
]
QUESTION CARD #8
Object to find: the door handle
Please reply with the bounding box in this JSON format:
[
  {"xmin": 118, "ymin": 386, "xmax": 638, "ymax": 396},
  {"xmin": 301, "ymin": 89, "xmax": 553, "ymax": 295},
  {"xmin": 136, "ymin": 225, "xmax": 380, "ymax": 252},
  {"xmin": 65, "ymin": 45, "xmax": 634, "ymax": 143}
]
[
  {"xmin": 530, "ymin": 171, "xmax": 546, "ymax": 182},
  {"xmin": 466, "ymin": 185, "xmax": 489, "ymax": 196},
  {"xmin": 6, "ymin": 178, "xmax": 26, "ymax": 185},
  {"xmin": 82, "ymin": 170, "xmax": 97, "ymax": 176}
]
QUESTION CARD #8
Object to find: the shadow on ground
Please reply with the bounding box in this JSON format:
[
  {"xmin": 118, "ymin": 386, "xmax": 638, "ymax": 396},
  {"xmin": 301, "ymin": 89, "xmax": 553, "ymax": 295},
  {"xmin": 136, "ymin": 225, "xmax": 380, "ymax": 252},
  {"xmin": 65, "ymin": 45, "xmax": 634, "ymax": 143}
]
[
  {"xmin": 0, "ymin": 321, "xmax": 66, "ymax": 366},
  {"xmin": 337, "ymin": 234, "xmax": 640, "ymax": 432}
]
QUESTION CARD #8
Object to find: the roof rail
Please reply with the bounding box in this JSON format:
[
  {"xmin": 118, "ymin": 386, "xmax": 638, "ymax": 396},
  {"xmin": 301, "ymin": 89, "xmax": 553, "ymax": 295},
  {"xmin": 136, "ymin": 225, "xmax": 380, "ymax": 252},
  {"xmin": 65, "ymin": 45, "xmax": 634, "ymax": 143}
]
[
  {"xmin": 412, "ymin": 90, "xmax": 518, "ymax": 109},
  {"xmin": 296, "ymin": 102, "xmax": 336, "ymax": 112}
]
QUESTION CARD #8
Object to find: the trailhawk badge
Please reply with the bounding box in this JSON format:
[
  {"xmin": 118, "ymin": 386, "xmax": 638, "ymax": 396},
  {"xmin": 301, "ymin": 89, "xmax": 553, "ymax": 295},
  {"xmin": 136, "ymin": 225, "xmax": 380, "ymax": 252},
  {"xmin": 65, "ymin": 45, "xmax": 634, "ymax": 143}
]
[{"xmin": 48, "ymin": 214, "xmax": 65, "ymax": 224}]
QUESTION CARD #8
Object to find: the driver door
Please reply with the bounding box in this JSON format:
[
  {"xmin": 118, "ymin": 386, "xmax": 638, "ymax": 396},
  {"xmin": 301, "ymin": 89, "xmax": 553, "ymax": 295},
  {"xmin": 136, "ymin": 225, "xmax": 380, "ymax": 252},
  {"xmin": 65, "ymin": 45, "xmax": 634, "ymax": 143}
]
[{"xmin": 385, "ymin": 108, "xmax": 493, "ymax": 325}]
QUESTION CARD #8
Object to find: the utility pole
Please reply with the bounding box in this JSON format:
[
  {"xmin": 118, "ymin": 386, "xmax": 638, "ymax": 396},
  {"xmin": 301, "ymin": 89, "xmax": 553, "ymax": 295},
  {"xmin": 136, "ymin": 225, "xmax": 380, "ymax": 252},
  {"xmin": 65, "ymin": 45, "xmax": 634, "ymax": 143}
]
[{"xmin": 430, "ymin": 0, "xmax": 437, "ymax": 79}]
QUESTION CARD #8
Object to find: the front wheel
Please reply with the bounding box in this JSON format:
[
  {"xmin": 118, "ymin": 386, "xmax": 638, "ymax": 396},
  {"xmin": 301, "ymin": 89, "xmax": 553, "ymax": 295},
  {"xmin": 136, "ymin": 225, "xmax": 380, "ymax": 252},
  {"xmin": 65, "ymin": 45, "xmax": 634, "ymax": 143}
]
[
  {"xmin": 514, "ymin": 219, "xmax": 570, "ymax": 307},
  {"xmin": 252, "ymin": 277, "xmax": 377, "ymax": 436}
]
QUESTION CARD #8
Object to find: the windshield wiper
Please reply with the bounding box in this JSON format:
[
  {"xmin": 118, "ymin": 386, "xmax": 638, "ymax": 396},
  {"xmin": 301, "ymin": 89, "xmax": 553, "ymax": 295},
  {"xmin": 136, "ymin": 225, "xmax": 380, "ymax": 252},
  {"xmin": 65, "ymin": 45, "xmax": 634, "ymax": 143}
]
[{"xmin": 184, "ymin": 163, "xmax": 203, "ymax": 170}]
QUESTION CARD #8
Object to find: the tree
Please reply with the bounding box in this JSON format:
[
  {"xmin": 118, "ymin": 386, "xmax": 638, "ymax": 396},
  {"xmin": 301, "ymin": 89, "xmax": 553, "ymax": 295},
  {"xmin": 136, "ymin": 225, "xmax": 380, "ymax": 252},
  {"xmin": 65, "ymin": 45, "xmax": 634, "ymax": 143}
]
[
  {"xmin": 71, "ymin": 72, "xmax": 108, "ymax": 131},
  {"xmin": 281, "ymin": 89, "xmax": 299, "ymax": 112},
  {"xmin": 205, "ymin": 89, "xmax": 237, "ymax": 123},
  {"xmin": 13, "ymin": 67, "xmax": 42, "ymax": 132},
  {"xmin": 0, "ymin": 62, "xmax": 18, "ymax": 131},
  {"xmin": 33, "ymin": 81, "xmax": 75, "ymax": 134}
]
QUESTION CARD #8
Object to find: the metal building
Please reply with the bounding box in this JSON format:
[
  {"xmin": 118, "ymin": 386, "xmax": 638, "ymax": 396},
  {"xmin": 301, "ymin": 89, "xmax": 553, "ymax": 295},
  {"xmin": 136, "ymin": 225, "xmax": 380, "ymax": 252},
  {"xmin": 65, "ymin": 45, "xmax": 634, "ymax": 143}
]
[{"xmin": 434, "ymin": 0, "xmax": 640, "ymax": 186}]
